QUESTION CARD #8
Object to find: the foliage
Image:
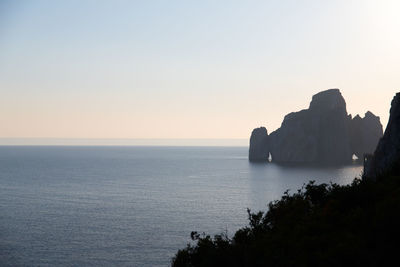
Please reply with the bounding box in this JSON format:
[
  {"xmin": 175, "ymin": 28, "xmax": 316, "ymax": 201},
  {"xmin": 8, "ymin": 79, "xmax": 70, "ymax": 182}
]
[{"xmin": 172, "ymin": 175, "xmax": 400, "ymax": 266}]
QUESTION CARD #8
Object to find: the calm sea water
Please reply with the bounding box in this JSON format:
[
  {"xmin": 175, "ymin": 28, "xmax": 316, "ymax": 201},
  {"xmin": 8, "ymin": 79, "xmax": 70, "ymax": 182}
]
[{"xmin": 0, "ymin": 146, "xmax": 362, "ymax": 266}]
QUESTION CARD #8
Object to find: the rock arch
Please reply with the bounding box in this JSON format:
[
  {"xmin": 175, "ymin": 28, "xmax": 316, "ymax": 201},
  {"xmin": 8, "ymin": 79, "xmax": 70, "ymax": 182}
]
[{"xmin": 249, "ymin": 89, "xmax": 383, "ymax": 164}]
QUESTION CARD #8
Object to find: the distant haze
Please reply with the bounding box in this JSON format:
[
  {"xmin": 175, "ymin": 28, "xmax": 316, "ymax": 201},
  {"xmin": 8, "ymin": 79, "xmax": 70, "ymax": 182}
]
[{"xmin": 0, "ymin": 0, "xmax": 398, "ymax": 141}]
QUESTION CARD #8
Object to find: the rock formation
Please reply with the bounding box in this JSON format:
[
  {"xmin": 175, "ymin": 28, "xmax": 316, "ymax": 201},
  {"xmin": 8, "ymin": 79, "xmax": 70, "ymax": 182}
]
[
  {"xmin": 350, "ymin": 112, "xmax": 383, "ymax": 158},
  {"xmin": 250, "ymin": 89, "xmax": 383, "ymax": 164},
  {"xmin": 364, "ymin": 93, "xmax": 400, "ymax": 180},
  {"xmin": 249, "ymin": 127, "xmax": 269, "ymax": 162},
  {"xmin": 268, "ymin": 89, "xmax": 352, "ymax": 164}
]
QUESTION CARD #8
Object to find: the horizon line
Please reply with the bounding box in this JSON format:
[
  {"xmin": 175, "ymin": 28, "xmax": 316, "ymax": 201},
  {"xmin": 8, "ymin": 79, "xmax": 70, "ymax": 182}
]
[{"xmin": 0, "ymin": 138, "xmax": 249, "ymax": 147}]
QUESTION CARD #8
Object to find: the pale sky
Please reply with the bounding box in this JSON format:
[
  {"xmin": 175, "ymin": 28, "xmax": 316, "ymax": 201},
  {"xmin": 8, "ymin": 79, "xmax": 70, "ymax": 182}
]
[{"xmin": 0, "ymin": 0, "xmax": 399, "ymax": 140}]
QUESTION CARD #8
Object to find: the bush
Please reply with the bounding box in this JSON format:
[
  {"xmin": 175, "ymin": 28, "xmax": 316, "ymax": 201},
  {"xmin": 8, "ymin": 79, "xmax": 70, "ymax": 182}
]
[{"xmin": 172, "ymin": 176, "xmax": 400, "ymax": 267}]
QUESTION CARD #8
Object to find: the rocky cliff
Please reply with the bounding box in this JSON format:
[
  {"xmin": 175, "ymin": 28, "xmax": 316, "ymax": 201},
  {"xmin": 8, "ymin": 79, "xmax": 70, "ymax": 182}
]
[
  {"xmin": 249, "ymin": 89, "xmax": 383, "ymax": 164},
  {"xmin": 364, "ymin": 93, "xmax": 400, "ymax": 179}
]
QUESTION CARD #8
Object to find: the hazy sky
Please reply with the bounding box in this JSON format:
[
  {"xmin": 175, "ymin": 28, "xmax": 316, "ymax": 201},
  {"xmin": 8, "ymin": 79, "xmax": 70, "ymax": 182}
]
[{"xmin": 0, "ymin": 0, "xmax": 399, "ymax": 139}]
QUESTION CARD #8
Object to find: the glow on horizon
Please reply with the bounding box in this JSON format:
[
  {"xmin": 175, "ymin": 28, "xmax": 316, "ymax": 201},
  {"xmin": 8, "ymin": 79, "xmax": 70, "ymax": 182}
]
[{"xmin": 0, "ymin": 0, "xmax": 399, "ymax": 140}]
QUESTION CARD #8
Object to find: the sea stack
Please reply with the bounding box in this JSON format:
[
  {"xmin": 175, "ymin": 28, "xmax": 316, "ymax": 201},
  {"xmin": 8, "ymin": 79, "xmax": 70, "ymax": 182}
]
[
  {"xmin": 249, "ymin": 127, "xmax": 269, "ymax": 162},
  {"xmin": 250, "ymin": 89, "xmax": 383, "ymax": 165}
]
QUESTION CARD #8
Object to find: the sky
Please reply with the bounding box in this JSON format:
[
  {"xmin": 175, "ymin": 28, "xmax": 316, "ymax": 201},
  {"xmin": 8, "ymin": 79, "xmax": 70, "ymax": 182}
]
[{"xmin": 0, "ymin": 0, "xmax": 399, "ymax": 142}]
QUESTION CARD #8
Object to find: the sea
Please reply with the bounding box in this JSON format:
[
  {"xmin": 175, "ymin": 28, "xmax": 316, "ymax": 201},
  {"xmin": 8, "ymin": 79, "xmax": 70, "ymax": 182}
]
[{"xmin": 0, "ymin": 146, "xmax": 363, "ymax": 266}]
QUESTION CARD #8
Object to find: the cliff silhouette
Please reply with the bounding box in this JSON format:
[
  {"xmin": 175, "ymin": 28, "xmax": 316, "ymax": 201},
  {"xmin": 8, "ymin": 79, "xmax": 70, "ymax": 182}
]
[
  {"xmin": 172, "ymin": 92, "xmax": 400, "ymax": 267},
  {"xmin": 364, "ymin": 93, "xmax": 400, "ymax": 180},
  {"xmin": 249, "ymin": 89, "xmax": 383, "ymax": 164}
]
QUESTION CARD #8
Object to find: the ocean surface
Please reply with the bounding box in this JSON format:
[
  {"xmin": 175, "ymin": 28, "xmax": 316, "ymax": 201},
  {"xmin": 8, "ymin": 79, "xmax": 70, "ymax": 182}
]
[{"xmin": 0, "ymin": 146, "xmax": 363, "ymax": 266}]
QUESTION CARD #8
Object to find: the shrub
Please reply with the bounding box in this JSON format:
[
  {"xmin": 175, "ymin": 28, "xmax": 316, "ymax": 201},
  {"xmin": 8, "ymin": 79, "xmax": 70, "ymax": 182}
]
[{"xmin": 172, "ymin": 176, "xmax": 400, "ymax": 267}]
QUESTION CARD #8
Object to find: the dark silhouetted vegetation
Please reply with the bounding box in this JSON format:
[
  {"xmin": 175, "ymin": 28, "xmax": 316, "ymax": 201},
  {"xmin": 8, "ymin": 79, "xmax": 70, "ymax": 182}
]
[{"xmin": 172, "ymin": 175, "xmax": 400, "ymax": 266}]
